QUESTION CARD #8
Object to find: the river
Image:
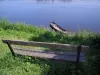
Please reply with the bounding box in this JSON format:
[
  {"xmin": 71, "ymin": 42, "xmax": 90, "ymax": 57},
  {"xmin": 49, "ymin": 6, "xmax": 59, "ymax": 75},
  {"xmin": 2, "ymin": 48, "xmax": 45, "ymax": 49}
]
[{"xmin": 0, "ymin": 0, "xmax": 100, "ymax": 32}]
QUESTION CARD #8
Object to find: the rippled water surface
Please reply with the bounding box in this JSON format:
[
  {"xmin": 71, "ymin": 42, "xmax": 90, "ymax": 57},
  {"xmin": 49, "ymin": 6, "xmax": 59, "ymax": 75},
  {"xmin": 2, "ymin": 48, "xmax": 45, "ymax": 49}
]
[{"xmin": 0, "ymin": 0, "xmax": 100, "ymax": 32}]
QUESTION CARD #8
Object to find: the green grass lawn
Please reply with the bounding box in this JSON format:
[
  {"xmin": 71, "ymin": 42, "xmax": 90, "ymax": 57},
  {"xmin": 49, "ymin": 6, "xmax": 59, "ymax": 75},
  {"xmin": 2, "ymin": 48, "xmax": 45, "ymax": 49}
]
[
  {"xmin": 0, "ymin": 30, "xmax": 42, "ymax": 75},
  {"xmin": 0, "ymin": 19, "xmax": 100, "ymax": 75},
  {"xmin": 0, "ymin": 30, "xmax": 76, "ymax": 75}
]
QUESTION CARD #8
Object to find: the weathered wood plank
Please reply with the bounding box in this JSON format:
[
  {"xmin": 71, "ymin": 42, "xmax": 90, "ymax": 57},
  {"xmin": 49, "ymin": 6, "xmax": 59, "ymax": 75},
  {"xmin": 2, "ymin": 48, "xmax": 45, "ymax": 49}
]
[
  {"xmin": 13, "ymin": 48, "xmax": 85, "ymax": 56},
  {"xmin": 14, "ymin": 48, "xmax": 86, "ymax": 62},
  {"xmin": 2, "ymin": 40, "xmax": 89, "ymax": 51}
]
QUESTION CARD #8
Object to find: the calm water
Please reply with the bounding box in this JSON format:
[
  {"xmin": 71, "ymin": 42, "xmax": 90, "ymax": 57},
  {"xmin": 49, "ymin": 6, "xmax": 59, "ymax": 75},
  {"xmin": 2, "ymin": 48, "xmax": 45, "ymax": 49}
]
[{"xmin": 0, "ymin": 0, "xmax": 100, "ymax": 32}]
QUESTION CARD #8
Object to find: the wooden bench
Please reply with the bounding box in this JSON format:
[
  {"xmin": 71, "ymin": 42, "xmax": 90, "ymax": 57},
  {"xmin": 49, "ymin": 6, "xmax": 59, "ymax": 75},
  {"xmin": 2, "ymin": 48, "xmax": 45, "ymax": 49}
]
[{"xmin": 2, "ymin": 40, "xmax": 89, "ymax": 63}]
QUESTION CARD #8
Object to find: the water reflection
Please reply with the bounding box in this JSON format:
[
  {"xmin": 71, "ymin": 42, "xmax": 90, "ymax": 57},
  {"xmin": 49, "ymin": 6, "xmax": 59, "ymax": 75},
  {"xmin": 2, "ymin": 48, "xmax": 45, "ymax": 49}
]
[
  {"xmin": 36, "ymin": 0, "xmax": 73, "ymax": 3},
  {"xmin": 24, "ymin": 0, "xmax": 100, "ymax": 4},
  {"xmin": 24, "ymin": 0, "xmax": 72, "ymax": 4},
  {"xmin": 1, "ymin": 0, "xmax": 99, "ymax": 3},
  {"xmin": 36, "ymin": 0, "xmax": 72, "ymax": 2}
]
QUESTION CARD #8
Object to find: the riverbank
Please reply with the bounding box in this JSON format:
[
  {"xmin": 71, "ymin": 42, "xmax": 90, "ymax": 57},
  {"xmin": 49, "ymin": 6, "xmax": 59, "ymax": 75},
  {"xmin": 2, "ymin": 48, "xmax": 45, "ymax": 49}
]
[{"xmin": 0, "ymin": 19, "xmax": 100, "ymax": 75}]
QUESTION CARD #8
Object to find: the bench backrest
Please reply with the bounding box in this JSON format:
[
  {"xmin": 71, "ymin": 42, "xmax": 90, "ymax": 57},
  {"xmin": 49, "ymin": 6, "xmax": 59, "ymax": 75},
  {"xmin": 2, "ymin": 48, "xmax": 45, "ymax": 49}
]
[
  {"xmin": 2, "ymin": 40, "xmax": 89, "ymax": 62},
  {"xmin": 2, "ymin": 40, "xmax": 89, "ymax": 50}
]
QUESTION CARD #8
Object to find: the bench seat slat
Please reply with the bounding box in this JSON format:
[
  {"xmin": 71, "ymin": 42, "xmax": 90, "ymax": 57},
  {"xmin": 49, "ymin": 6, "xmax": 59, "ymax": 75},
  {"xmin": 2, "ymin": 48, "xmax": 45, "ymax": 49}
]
[
  {"xmin": 13, "ymin": 48, "xmax": 85, "ymax": 57},
  {"xmin": 14, "ymin": 48, "xmax": 86, "ymax": 62}
]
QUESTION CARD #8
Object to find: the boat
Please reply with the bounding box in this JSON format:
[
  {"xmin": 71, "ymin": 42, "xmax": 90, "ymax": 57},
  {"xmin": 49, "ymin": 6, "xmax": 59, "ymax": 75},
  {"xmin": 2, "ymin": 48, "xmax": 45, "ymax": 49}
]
[{"xmin": 50, "ymin": 22, "xmax": 68, "ymax": 33}]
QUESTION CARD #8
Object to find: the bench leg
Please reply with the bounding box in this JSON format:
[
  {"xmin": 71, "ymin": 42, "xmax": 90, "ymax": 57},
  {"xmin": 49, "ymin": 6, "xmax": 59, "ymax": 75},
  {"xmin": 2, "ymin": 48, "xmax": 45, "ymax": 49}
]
[
  {"xmin": 76, "ymin": 46, "xmax": 81, "ymax": 63},
  {"xmin": 72, "ymin": 46, "xmax": 81, "ymax": 75},
  {"xmin": 7, "ymin": 42, "xmax": 15, "ymax": 57}
]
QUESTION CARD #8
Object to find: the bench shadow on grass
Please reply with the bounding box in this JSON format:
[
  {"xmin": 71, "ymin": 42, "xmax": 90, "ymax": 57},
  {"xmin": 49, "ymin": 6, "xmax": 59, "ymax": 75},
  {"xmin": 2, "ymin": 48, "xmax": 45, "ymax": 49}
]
[
  {"xmin": 0, "ymin": 52, "xmax": 87, "ymax": 75},
  {"xmin": 16, "ymin": 54, "xmax": 86, "ymax": 75}
]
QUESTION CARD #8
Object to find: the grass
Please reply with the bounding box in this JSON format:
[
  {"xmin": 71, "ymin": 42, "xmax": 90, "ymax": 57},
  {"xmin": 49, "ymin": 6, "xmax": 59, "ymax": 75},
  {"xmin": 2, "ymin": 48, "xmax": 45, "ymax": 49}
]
[
  {"xmin": 0, "ymin": 19, "xmax": 100, "ymax": 75},
  {"xmin": 0, "ymin": 29, "xmax": 43, "ymax": 75}
]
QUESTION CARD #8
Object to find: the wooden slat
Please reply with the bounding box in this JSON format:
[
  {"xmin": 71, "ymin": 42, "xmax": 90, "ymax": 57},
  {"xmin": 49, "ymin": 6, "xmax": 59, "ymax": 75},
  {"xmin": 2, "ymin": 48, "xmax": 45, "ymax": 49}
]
[
  {"xmin": 13, "ymin": 48, "xmax": 85, "ymax": 57},
  {"xmin": 2, "ymin": 40, "xmax": 89, "ymax": 51},
  {"xmin": 14, "ymin": 48, "xmax": 86, "ymax": 62}
]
